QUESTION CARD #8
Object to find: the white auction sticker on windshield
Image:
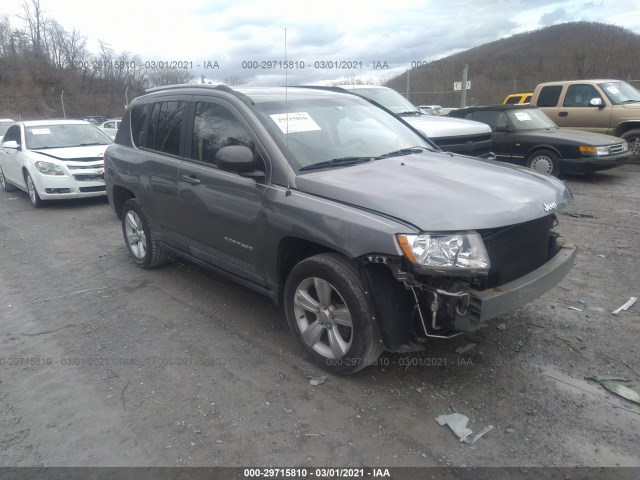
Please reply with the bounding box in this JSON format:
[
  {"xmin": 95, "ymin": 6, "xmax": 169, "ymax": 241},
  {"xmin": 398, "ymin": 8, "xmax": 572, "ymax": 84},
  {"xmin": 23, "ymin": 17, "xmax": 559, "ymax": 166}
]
[
  {"xmin": 514, "ymin": 112, "xmax": 532, "ymax": 121},
  {"xmin": 270, "ymin": 112, "xmax": 321, "ymax": 134},
  {"xmin": 606, "ymin": 86, "xmax": 620, "ymax": 95},
  {"xmin": 31, "ymin": 128, "xmax": 51, "ymax": 135}
]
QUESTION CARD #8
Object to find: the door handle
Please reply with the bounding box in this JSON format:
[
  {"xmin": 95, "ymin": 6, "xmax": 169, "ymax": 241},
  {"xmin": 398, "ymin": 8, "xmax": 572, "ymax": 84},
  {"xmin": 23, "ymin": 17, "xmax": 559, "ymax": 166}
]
[
  {"xmin": 559, "ymin": 112, "xmax": 568, "ymax": 117},
  {"xmin": 181, "ymin": 175, "xmax": 201, "ymax": 185}
]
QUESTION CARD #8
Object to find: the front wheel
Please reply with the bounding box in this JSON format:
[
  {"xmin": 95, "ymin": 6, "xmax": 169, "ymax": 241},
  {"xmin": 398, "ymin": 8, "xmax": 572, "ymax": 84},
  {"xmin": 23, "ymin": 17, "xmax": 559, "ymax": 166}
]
[
  {"xmin": 121, "ymin": 198, "xmax": 169, "ymax": 268},
  {"xmin": 25, "ymin": 171, "xmax": 43, "ymax": 207},
  {"xmin": 621, "ymin": 129, "xmax": 640, "ymax": 162},
  {"xmin": 284, "ymin": 253, "xmax": 383, "ymax": 375},
  {"xmin": 526, "ymin": 149, "xmax": 560, "ymax": 176}
]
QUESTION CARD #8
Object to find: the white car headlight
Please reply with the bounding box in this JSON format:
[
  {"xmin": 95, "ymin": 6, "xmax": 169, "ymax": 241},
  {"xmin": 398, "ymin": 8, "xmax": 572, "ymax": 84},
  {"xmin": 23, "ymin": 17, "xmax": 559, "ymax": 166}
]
[
  {"xmin": 34, "ymin": 161, "xmax": 64, "ymax": 175},
  {"xmin": 397, "ymin": 232, "xmax": 490, "ymax": 270}
]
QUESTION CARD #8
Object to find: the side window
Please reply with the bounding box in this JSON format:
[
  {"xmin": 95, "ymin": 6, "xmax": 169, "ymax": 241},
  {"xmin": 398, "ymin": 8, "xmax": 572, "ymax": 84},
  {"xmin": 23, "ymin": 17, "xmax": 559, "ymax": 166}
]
[
  {"xmin": 130, "ymin": 104, "xmax": 148, "ymax": 148},
  {"xmin": 147, "ymin": 101, "xmax": 186, "ymax": 155},
  {"xmin": 504, "ymin": 96, "xmax": 519, "ymax": 105},
  {"xmin": 537, "ymin": 86, "xmax": 562, "ymax": 107},
  {"xmin": 191, "ymin": 102, "xmax": 255, "ymax": 166},
  {"xmin": 3, "ymin": 125, "xmax": 20, "ymax": 143},
  {"xmin": 563, "ymin": 84, "xmax": 601, "ymax": 107}
]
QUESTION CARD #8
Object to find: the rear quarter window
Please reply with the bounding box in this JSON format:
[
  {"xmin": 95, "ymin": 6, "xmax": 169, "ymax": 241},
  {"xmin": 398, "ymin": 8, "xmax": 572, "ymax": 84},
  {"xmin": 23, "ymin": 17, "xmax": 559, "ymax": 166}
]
[{"xmin": 537, "ymin": 86, "xmax": 563, "ymax": 107}]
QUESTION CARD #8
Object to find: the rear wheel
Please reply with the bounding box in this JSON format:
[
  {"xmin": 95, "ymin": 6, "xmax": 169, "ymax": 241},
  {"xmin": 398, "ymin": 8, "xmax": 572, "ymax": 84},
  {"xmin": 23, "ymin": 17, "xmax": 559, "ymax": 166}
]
[
  {"xmin": 0, "ymin": 166, "xmax": 16, "ymax": 192},
  {"xmin": 621, "ymin": 129, "xmax": 640, "ymax": 162},
  {"xmin": 526, "ymin": 149, "xmax": 560, "ymax": 176},
  {"xmin": 121, "ymin": 198, "xmax": 169, "ymax": 268},
  {"xmin": 284, "ymin": 253, "xmax": 383, "ymax": 375}
]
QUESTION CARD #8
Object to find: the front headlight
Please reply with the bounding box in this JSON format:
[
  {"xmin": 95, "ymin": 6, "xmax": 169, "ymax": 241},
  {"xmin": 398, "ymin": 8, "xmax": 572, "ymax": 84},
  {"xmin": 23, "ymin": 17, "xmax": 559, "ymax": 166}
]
[
  {"xmin": 34, "ymin": 161, "xmax": 64, "ymax": 175},
  {"xmin": 397, "ymin": 232, "xmax": 490, "ymax": 270}
]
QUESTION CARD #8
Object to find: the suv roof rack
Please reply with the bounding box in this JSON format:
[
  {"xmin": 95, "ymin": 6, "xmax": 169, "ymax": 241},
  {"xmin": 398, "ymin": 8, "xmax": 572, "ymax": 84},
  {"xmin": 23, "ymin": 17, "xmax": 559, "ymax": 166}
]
[{"xmin": 143, "ymin": 83, "xmax": 255, "ymax": 106}]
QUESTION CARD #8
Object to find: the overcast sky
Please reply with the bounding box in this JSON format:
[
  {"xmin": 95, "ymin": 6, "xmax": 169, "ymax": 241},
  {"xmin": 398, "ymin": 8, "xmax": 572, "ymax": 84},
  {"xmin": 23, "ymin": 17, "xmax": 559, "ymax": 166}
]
[{"xmin": 2, "ymin": 0, "xmax": 640, "ymax": 85}]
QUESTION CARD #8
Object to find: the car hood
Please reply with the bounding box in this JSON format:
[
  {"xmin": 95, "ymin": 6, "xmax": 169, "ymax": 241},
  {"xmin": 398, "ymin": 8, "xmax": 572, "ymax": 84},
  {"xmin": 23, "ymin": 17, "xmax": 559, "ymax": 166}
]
[
  {"xmin": 522, "ymin": 128, "xmax": 625, "ymax": 145},
  {"xmin": 29, "ymin": 145, "xmax": 108, "ymax": 161},
  {"xmin": 295, "ymin": 152, "xmax": 572, "ymax": 231},
  {"xmin": 402, "ymin": 115, "xmax": 491, "ymax": 138}
]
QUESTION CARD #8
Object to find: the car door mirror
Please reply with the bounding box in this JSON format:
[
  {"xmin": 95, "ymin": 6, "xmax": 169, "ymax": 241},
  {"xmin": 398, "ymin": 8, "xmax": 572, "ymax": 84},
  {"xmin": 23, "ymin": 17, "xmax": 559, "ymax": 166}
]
[
  {"xmin": 2, "ymin": 140, "xmax": 20, "ymax": 150},
  {"xmin": 494, "ymin": 124, "xmax": 510, "ymax": 132},
  {"xmin": 589, "ymin": 98, "xmax": 604, "ymax": 108},
  {"xmin": 215, "ymin": 145, "xmax": 257, "ymax": 173}
]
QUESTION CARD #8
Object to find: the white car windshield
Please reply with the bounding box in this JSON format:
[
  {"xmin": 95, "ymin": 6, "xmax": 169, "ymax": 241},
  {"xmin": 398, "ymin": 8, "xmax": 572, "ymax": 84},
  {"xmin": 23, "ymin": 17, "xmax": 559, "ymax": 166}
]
[
  {"xmin": 252, "ymin": 94, "xmax": 434, "ymax": 171},
  {"xmin": 25, "ymin": 124, "xmax": 113, "ymax": 150}
]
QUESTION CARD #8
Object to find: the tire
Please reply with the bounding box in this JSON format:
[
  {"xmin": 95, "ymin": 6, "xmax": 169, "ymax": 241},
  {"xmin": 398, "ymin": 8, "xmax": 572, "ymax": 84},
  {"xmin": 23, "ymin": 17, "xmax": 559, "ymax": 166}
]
[
  {"xmin": 621, "ymin": 129, "xmax": 640, "ymax": 162},
  {"xmin": 0, "ymin": 165, "xmax": 17, "ymax": 192},
  {"xmin": 25, "ymin": 171, "xmax": 44, "ymax": 208},
  {"xmin": 284, "ymin": 253, "xmax": 383, "ymax": 375},
  {"xmin": 121, "ymin": 198, "xmax": 169, "ymax": 268},
  {"xmin": 526, "ymin": 149, "xmax": 560, "ymax": 176}
]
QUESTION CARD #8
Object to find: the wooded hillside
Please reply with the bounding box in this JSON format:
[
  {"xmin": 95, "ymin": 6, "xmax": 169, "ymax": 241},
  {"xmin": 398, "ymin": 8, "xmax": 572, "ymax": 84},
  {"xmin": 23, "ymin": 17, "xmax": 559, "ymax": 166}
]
[{"xmin": 385, "ymin": 22, "xmax": 640, "ymax": 107}]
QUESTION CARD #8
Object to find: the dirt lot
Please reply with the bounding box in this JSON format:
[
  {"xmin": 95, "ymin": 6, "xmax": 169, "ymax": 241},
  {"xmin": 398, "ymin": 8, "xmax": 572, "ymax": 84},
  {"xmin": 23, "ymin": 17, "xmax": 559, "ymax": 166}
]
[{"xmin": 1, "ymin": 164, "xmax": 639, "ymax": 470}]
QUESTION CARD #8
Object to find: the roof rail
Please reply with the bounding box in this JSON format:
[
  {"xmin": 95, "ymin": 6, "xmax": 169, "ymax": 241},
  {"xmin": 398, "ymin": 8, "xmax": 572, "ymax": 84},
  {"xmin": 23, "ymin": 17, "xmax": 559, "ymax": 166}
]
[{"xmin": 143, "ymin": 83, "xmax": 255, "ymax": 106}]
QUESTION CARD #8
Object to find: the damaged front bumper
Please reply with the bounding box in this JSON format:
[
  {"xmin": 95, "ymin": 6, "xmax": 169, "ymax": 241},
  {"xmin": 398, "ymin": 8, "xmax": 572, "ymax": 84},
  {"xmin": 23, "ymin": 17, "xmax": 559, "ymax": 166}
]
[{"xmin": 456, "ymin": 244, "xmax": 577, "ymax": 331}]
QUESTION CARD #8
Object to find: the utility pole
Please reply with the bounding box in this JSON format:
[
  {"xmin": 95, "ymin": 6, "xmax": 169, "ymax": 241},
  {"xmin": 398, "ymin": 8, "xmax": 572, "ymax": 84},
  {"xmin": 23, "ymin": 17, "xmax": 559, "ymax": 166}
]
[{"xmin": 460, "ymin": 64, "xmax": 468, "ymax": 108}]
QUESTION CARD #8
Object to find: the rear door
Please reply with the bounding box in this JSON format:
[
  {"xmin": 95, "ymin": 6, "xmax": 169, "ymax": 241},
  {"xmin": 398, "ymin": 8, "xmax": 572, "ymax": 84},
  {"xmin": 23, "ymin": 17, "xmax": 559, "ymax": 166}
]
[{"xmin": 175, "ymin": 97, "xmax": 269, "ymax": 286}]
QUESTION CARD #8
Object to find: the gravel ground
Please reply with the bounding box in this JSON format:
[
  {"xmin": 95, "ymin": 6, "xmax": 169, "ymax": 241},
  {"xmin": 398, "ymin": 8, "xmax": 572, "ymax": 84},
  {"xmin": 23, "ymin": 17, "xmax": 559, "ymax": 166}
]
[{"xmin": 0, "ymin": 164, "xmax": 639, "ymax": 470}]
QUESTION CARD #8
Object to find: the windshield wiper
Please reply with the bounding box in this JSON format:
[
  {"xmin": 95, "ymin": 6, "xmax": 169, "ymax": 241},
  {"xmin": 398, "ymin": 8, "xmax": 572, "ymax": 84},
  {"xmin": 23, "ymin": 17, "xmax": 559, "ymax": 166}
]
[
  {"xmin": 619, "ymin": 99, "xmax": 640, "ymax": 104},
  {"xmin": 375, "ymin": 146, "xmax": 429, "ymax": 159},
  {"xmin": 299, "ymin": 156, "xmax": 373, "ymax": 172}
]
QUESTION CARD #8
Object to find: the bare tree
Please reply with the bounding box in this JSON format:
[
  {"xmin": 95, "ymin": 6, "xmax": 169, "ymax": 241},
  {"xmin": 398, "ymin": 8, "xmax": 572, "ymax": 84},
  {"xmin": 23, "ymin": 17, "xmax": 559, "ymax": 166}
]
[{"xmin": 18, "ymin": 0, "xmax": 45, "ymax": 54}]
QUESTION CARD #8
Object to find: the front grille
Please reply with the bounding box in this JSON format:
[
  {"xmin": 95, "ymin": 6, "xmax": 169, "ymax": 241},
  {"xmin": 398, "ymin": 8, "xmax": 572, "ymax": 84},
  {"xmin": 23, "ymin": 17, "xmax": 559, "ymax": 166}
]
[
  {"xmin": 431, "ymin": 133, "xmax": 493, "ymax": 156},
  {"xmin": 608, "ymin": 143, "xmax": 625, "ymax": 154},
  {"xmin": 73, "ymin": 173, "xmax": 104, "ymax": 182},
  {"xmin": 79, "ymin": 186, "xmax": 106, "ymax": 192},
  {"xmin": 481, "ymin": 215, "xmax": 555, "ymax": 287}
]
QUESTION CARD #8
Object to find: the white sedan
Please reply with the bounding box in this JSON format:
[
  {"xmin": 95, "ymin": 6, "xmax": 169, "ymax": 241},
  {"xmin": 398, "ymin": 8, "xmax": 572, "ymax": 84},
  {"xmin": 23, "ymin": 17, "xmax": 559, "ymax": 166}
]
[
  {"xmin": 99, "ymin": 119, "xmax": 121, "ymax": 139},
  {"xmin": 0, "ymin": 120, "xmax": 113, "ymax": 207}
]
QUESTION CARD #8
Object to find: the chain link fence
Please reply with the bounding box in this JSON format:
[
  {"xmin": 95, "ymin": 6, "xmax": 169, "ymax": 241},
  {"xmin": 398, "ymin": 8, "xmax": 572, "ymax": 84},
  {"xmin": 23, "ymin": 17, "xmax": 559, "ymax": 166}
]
[{"xmin": 0, "ymin": 88, "xmax": 144, "ymax": 121}]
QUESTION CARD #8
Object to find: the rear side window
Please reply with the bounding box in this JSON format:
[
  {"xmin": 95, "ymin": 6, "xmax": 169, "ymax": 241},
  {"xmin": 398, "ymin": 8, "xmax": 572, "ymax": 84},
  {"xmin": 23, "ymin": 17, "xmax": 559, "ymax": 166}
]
[
  {"xmin": 148, "ymin": 101, "xmax": 186, "ymax": 155},
  {"xmin": 537, "ymin": 86, "xmax": 562, "ymax": 107},
  {"xmin": 504, "ymin": 96, "xmax": 520, "ymax": 105},
  {"xmin": 130, "ymin": 101, "xmax": 186, "ymax": 155},
  {"xmin": 130, "ymin": 104, "xmax": 148, "ymax": 148}
]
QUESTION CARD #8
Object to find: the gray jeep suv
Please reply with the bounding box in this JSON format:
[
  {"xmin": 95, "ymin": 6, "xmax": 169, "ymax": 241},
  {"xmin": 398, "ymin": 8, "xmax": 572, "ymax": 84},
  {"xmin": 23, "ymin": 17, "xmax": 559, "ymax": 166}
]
[{"xmin": 105, "ymin": 84, "xmax": 576, "ymax": 374}]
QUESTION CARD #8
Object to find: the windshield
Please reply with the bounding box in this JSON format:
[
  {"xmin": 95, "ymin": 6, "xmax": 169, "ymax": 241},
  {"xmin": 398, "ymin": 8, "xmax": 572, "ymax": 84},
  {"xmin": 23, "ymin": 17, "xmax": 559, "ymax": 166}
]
[
  {"xmin": 598, "ymin": 81, "xmax": 640, "ymax": 105},
  {"xmin": 252, "ymin": 94, "xmax": 433, "ymax": 171},
  {"xmin": 25, "ymin": 123, "xmax": 113, "ymax": 150},
  {"xmin": 348, "ymin": 87, "xmax": 421, "ymax": 115},
  {"xmin": 505, "ymin": 108, "xmax": 557, "ymax": 130}
]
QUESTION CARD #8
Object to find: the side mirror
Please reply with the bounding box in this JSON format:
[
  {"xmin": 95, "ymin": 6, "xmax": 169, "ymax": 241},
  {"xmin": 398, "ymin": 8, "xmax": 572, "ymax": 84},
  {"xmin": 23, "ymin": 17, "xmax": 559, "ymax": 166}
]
[
  {"xmin": 2, "ymin": 140, "xmax": 20, "ymax": 150},
  {"xmin": 215, "ymin": 145, "xmax": 256, "ymax": 173},
  {"xmin": 494, "ymin": 124, "xmax": 509, "ymax": 132},
  {"xmin": 589, "ymin": 98, "xmax": 605, "ymax": 109}
]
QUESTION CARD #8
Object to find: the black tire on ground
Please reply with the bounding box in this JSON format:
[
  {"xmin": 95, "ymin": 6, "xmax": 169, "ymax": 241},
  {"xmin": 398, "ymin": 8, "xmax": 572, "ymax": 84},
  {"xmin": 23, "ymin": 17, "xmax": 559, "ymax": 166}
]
[
  {"xmin": 121, "ymin": 198, "xmax": 169, "ymax": 268},
  {"xmin": 621, "ymin": 129, "xmax": 640, "ymax": 162},
  {"xmin": 25, "ymin": 171, "xmax": 44, "ymax": 207},
  {"xmin": 284, "ymin": 253, "xmax": 383, "ymax": 375},
  {"xmin": 526, "ymin": 149, "xmax": 560, "ymax": 176},
  {"xmin": 0, "ymin": 166, "xmax": 17, "ymax": 192}
]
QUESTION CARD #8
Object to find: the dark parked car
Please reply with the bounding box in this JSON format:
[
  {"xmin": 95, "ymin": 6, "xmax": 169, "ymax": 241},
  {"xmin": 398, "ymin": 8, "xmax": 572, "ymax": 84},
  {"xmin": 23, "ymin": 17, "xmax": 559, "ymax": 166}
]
[
  {"xmin": 448, "ymin": 105, "xmax": 630, "ymax": 175},
  {"xmin": 105, "ymin": 85, "xmax": 576, "ymax": 374}
]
